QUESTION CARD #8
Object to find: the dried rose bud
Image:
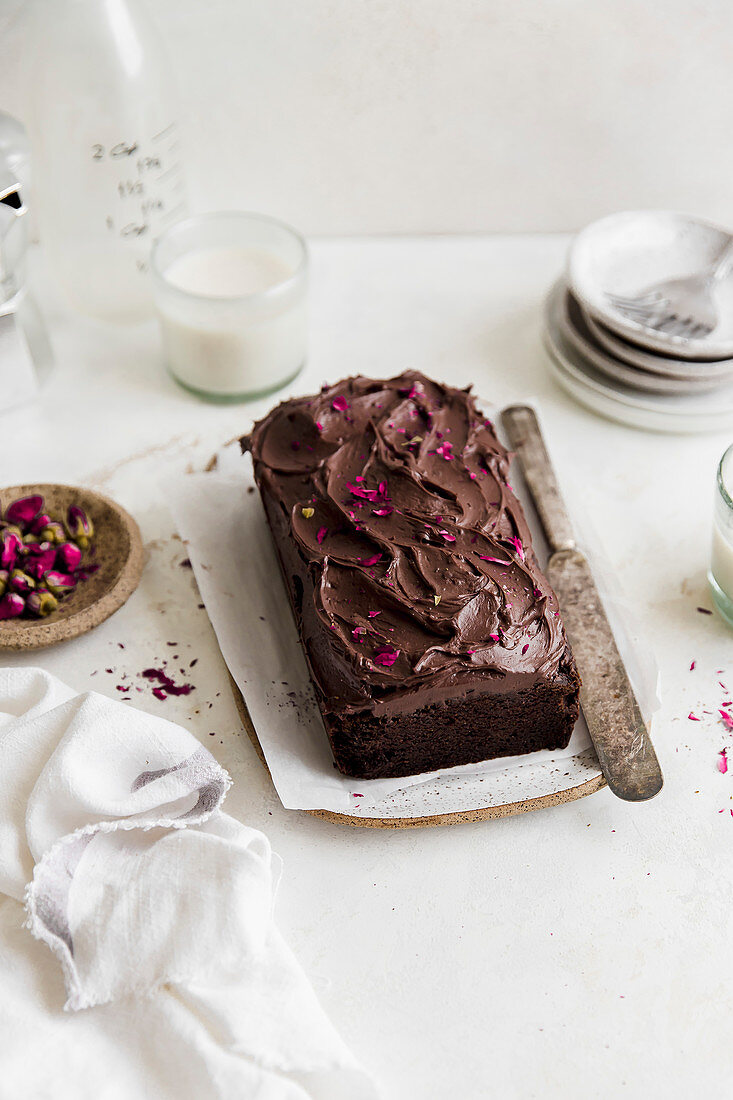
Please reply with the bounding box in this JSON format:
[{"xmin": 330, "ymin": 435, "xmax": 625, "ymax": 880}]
[
  {"xmin": 25, "ymin": 541, "xmax": 57, "ymax": 577},
  {"xmin": 43, "ymin": 570, "xmax": 77, "ymax": 597},
  {"xmin": 26, "ymin": 588, "xmax": 58, "ymax": 618},
  {"xmin": 29, "ymin": 512, "xmax": 52, "ymax": 536},
  {"xmin": 0, "ymin": 592, "xmax": 24, "ymax": 619},
  {"xmin": 66, "ymin": 505, "xmax": 94, "ymax": 550},
  {"xmin": 55, "ymin": 541, "xmax": 83, "ymax": 572},
  {"xmin": 21, "ymin": 532, "xmax": 39, "ymax": 545},
  {"xmin": 5, "ymin": 495, "xmax": 43, "ymax": 530},
  {"xmin": 39, "ymin": 521, "xmax": 66, "ymax": 545},
  {"xmin": 9, "ymin": 569, "xmax": 35, "ymax": 595},
  {"xmin": 0, "ymin": 529, "xmax": 22, "ymax": 571},
  {"xmin": 0, "ymin": 569, "xmax": 7, "ymax": 598}
]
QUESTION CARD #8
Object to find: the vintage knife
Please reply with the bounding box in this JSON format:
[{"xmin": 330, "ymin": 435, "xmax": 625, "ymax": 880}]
[{"xmin": 501, "ymin": 404, "xmax": 663, "ymax": 802}]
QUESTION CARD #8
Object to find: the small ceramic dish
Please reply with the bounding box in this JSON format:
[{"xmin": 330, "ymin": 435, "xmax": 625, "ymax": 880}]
[
  {"xmin": 557, "ymin": 283, "xmax": 724, "ymax": 396},
  {"xmin": 583, "ymin": 309, "xmax": 733, "ymax": 382},
  {"xmin": 0, "ymin": 484, "xmax": 144, "ymax": 651},
  {"xmin": 568, "ymin": 211, "xmax": 733, "ymax": 360}
]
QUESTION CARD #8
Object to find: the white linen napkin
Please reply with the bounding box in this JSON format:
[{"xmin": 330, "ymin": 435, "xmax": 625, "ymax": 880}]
[{"xmin": 0, "ymin": 667, "xmax": 376, "ymax": 1100}]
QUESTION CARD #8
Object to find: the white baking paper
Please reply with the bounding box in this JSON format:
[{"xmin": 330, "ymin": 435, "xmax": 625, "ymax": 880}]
[{"xmin": 169, "ymin": 418, "xmax": 660, "ymax": 814}]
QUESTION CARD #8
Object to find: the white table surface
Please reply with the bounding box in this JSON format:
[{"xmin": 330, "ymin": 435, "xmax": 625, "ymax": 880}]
[{"xmin": 3, "ymin": 235, "xmax": 733, "ymax": 1099}]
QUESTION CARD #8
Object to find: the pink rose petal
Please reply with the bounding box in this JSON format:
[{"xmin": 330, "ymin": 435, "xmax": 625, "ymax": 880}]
[
  {"xmin": 332, "ymin": 395, "xmax": 349, "ymax": 412},
  {"xmin": 374, "ymin": 648, "xmax": 399, "ymax": 667},
  {"xmin": 719, "ymin": 749, "xmax": 728, "ymax": 774},
  {"xmin": 316, "ymin": 526, "xmax": 328, "ymax": 543}
]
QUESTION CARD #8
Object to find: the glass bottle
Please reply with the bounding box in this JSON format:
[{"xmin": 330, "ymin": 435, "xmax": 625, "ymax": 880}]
[{"xmin": 25, "ymin": 0, "xmax": 187, "ymax": 324}]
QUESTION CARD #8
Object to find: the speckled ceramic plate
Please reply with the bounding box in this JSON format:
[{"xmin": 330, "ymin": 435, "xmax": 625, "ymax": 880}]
[
  {"xmin": 584, "ymin": 310, "xmax": 733, "ymax": 382},
  {"xmin": 0, "ymin": 484, "xmax": 144, "ymax": 650}
]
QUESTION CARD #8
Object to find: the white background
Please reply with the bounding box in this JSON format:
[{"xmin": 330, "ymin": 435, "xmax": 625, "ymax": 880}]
[
  {"xmin": 3, "ymin": 3, "xmax": 733, "ymax": 1096},
  {"xmin": 4, "ymin": 0, "xmax": 733, "ymax": 234}
]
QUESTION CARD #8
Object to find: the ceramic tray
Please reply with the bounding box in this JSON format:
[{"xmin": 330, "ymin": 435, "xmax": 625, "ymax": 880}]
[{"xmin": 0, "ymin": 483, "xmax": 144, "ymax": 650}]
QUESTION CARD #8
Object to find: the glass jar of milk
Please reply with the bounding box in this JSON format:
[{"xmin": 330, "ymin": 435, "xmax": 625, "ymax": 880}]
[
  {"xmin": 151, "ymin": 212, "xmax": 308, "ymax": 401},
  {"xmin": 710, "ymin": 442, "xmax": 733, "ymax": 626}
]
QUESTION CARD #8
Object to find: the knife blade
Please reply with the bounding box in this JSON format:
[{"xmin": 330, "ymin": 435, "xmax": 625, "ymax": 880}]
[{"xmin": 501, "ymin": 404, "xmax": 663, "ymax": 802}]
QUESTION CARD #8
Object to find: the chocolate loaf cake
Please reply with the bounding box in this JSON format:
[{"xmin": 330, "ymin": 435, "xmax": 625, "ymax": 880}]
[{"xmin": 243, "ymin": 372, "xmax": 580, "ymax": 779}]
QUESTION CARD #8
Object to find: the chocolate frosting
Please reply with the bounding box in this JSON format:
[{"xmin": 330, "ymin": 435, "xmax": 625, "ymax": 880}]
[{"xmin": 244, "ymin": 372, "xmax": 574, "ymax": 717}]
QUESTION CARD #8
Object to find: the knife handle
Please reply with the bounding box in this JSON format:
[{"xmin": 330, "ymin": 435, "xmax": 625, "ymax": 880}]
[{"xmin": 501, "ymin": 405, "xmax": 576, "ymax": 554}]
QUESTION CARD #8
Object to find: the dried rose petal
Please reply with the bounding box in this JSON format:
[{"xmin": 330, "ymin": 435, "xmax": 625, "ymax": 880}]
[
  {"xmin": 316, "ymin": 526, "xmax": 328, "ymax": 544},
  {"xmin": 76, "ymin": 564, "xmax": 100, "ymax": 581},
  {"xmin": 374, "ymin": 648, "xmax": 399, "ymax": 667},
  {"xmin": 0, "ymin": 592, "xmax": 24, "ymax": 619},
  {"xmin": 510, "ymin": 536, "xmax": 525, "ymax": 561},
  {"xmin": 719, "ymin": 749, "xmax": 728, "ymax": 774},
  {"xmin": 5, "ymin": 495, "xmax": 43, "ymax": 529},
  {"xmin": 332, "ymin": 395, "xmax": 349, "ymax": 412},
  {"xmin": 359, "ymin": 553, "xmax": 381, "ymax": 567}
]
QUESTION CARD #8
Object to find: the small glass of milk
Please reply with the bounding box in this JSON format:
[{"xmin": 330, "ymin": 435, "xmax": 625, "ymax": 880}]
[
  {"xmin": 710, "ymin": 442, "xmax": 733, "ymax": 626},
  {"xmin": 151, "ymin": 212, "xmax": 307, "ymax": 401}
]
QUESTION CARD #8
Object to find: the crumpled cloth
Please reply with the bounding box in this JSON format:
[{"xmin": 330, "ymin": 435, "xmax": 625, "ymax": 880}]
[{"xmin": 0, "ymin": 667, "xmax": 376, "ymax": 1100}]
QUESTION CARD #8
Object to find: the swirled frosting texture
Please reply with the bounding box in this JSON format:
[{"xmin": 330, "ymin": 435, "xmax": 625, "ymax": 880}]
[{"xmin": 244, "ymin": 372, "xmax": 574, "ymax": 715}]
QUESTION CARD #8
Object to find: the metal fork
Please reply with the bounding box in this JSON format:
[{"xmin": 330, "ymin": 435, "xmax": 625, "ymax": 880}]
[{"xmin": 606, "ymin": 236, "xmax": 733, "ymax": 340}]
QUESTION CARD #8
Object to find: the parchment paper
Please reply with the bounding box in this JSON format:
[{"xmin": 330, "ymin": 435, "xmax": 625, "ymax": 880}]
[{"xmin": 170, "ymin": 418, "xmax": 660, "ymax": 813}]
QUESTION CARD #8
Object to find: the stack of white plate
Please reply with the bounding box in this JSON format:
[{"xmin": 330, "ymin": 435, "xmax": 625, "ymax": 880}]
[{"xmin": 544, "ymin": 211, "xmax": 733, "ymax": 432}]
